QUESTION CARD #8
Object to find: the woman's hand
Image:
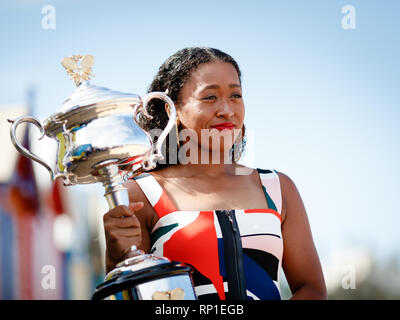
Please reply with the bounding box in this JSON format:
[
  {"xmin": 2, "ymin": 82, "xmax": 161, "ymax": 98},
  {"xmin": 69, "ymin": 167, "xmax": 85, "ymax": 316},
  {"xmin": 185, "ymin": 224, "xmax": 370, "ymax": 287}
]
[{"xmin": 103, "ymin": 202, "xmax": 144, "ymax": 272}]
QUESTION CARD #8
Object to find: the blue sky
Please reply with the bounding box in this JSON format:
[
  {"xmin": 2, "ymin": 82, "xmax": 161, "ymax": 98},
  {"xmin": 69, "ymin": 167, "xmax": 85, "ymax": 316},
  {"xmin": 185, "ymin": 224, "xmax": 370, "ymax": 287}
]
[{"xmin": 1, "ymin": 0, "xmax": 399, "ymax": 263}]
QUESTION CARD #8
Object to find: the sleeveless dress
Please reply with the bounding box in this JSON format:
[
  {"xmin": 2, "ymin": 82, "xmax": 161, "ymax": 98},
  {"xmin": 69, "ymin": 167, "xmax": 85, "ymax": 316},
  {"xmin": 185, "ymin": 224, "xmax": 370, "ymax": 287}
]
[{"xmin": 131, "ymin": 168, "xmax": 283, "ymax": 300}]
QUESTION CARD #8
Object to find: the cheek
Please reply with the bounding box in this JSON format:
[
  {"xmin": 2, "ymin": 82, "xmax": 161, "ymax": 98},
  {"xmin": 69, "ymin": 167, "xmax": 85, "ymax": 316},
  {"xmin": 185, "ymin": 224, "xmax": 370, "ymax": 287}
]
[
  {"xmin": 179, "ymin": 105, "xmax": 210, "ymax": 130},
  {"xmin": 237, "ymin": 103, "xmax": 245, "ymax": 124}
]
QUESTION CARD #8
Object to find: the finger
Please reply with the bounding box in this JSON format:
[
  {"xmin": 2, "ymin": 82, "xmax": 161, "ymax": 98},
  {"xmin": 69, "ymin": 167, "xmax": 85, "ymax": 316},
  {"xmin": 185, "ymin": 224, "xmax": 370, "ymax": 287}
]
[
  {"xmin": 107, "ymin": 215, "xmax": 141, "ymax": 229},
  {"xmin": 108, "ymin": 228, "xmax": 142, "ymax": 239},
  {"xmin": 106, "ymin": 201, "xmax": 141, "ymax": 219},
  {"xmin": 105, "ymin": 205, "xmax": 132, "ymax": 219}
]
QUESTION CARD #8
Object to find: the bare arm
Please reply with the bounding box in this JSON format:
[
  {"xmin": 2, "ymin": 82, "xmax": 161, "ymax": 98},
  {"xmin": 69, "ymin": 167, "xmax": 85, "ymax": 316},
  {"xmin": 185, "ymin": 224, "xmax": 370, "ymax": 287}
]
[
  {"xmin": 278, "ymin": 172, "xmax": 327, "ymax": 300},
  {"xmin": 103, "ymin": 179, "xmax": 158, "ymax": 273},
  {"xmin": 125, "ymin": 178, "xmax": 159, "ymax": 254}
]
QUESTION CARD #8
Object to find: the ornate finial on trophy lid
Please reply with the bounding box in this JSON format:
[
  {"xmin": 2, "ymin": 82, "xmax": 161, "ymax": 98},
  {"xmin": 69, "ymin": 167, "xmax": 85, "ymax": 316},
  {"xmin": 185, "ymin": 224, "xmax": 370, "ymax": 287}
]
[
  {"xmin": 61, "ymin": 54, "xmax": 95, "ymax": 86},
  {"xmin": 59, "ymin": 54, "xmax": 141, "ymax": 111}
]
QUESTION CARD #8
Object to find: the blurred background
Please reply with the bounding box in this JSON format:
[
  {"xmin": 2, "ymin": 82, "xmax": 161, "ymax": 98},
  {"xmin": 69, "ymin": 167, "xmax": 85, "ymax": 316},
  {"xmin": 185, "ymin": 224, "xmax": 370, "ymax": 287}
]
[{"xmin": 0, "ymin": 0, "xmax": 399, "ymax": 299}]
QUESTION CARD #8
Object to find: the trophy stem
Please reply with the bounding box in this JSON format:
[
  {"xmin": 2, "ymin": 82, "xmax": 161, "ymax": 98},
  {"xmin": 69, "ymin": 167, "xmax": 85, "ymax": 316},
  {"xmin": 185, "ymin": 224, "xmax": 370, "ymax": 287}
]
[{"xmin": 96, "ymin": 163, "xmax": 129, "ymax": 209}]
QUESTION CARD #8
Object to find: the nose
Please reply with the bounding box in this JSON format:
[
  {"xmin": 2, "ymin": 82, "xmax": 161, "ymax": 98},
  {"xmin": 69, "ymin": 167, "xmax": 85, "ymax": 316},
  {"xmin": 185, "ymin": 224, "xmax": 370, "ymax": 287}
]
[{"xmin": 216, "ymin": 101, "xmax": 234, "ymax": 118}]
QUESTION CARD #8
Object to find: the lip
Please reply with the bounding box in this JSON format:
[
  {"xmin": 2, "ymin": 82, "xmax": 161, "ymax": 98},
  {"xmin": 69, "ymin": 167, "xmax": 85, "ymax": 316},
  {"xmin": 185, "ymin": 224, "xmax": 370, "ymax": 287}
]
[{"xmin": 210, "ymin": 122, "xmax": 235, "ymax": 131}]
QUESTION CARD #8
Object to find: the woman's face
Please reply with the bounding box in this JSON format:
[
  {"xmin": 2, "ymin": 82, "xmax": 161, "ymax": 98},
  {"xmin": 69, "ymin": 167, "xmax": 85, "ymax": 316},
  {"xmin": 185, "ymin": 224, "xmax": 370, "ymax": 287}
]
[{"xmin": 176, "ymin": 61, "xmax": 245, "ymax": 156}]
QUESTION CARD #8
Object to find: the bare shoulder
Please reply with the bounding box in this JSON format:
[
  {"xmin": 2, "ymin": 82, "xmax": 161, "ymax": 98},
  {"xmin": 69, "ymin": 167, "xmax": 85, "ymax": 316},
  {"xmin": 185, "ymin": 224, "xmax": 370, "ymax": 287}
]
[
  {"xmin": 276, "ymin": 171, "xmax": 305, "ymax": 224},
  {"xmin": 276, "ymin": 171, "xmax": 297, "ymax": 191},
  {"xmin": 124, "ymin": 178, "xmax": 158, "ymax": 230}
]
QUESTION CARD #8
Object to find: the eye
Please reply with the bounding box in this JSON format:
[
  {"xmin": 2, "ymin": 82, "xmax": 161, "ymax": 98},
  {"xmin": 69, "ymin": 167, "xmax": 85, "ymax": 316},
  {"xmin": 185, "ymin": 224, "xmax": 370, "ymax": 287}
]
[
  {"xmin": 231, "ymin": 93, "xmax": 242, "ymax": 99},
  {"xmin": 203, "ymin": 95, "xmax": 217, "ymax": 101}
]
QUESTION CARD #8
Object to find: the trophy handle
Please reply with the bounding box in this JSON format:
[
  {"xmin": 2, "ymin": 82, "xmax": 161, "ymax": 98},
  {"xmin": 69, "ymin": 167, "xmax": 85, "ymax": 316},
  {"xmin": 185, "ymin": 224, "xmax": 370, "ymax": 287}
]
[
  {"xmin": 8, "ymin": 115, "xmax": 56, "ymax": 181},
  {"xmin": 138, "ymin": 92, "xmax": 177, "ymax": 170}
]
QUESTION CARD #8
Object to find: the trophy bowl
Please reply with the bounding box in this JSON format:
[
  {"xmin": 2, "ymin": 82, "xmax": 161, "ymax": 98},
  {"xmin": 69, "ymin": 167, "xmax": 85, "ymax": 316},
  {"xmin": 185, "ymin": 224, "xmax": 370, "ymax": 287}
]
[{"xmin": 41, "ymin": 82, "xmax": 151, "ymax": 186}]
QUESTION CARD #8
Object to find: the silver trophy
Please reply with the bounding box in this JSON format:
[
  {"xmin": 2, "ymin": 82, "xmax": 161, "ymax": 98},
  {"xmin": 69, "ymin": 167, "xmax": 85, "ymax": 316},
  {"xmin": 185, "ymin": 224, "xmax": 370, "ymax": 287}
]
[{"xmin": 8, "ymin": 54, "xmax": 197, "ymax": 300}]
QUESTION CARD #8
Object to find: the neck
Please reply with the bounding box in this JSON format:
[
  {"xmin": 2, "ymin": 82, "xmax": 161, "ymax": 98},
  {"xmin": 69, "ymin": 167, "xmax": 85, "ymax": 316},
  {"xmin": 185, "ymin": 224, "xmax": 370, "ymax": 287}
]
[
  {"xmin": 177, "ymin": 162, "xmax": 237, "ymax": 177},
  {"xmin": 175, "ymin": 142, "xmax": 237, "ymax": 177}
]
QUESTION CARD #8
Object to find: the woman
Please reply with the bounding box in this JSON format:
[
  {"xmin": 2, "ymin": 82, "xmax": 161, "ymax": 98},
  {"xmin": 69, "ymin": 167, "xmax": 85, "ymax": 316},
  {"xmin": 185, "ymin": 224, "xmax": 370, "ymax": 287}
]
[{"xmin": 103, "ymin": 47, "xmax": 327, "ymax": 300}]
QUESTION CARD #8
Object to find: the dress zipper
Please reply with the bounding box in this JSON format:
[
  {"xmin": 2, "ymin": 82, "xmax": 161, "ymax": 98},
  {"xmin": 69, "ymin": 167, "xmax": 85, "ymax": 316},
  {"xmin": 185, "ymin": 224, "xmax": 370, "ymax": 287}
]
[
  {"xmin": 222, "ymin": 210, "xmax": 246, "ymax": 300},
  {"xmin": 225, "ymin": 210, "xmax": 236, "ymax": 231}
]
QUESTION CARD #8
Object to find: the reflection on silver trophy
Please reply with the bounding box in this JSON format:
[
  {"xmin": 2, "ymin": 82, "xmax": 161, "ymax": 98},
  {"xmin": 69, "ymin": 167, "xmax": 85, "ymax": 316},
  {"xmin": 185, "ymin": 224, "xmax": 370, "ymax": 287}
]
[{"xmin": 8, "ymin": 54, "xmax": 197, "ymax": 300}]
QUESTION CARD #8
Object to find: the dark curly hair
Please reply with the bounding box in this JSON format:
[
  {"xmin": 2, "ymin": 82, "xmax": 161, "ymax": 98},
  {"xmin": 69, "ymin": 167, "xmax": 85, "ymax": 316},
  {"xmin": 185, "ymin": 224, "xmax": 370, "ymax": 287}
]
[{"xmin": 139, "ymin": 47, "xmax": 246, "ymax": 170}]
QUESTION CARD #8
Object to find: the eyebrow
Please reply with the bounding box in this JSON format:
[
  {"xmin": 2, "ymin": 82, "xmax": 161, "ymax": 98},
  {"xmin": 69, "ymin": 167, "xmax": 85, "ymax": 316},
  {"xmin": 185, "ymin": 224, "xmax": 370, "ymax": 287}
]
[{"xmin": 200, "ymin": 83, "xmax": 241, "ymax": 92}]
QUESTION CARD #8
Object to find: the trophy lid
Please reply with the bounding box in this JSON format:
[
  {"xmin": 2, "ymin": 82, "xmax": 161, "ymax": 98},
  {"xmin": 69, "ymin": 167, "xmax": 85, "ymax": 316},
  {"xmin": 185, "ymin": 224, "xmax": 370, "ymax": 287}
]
[
  {"xmin": 59, "ymin": 54, "xmax": 141, "ymax": 111},
  {"xmin": 43, "ymin": 54, "xmax": 142, "ymax": 134},
  {"xmin": 61, "ymin": 81, "xmax": 141, "ymax": 111}
]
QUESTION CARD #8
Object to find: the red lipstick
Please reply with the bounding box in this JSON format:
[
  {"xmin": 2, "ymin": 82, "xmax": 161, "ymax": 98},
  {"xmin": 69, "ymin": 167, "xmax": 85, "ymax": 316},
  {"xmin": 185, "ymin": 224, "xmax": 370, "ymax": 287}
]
[{"xmin": 210, "ymin": 122, "xmax": 235, "ymax": 131}]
